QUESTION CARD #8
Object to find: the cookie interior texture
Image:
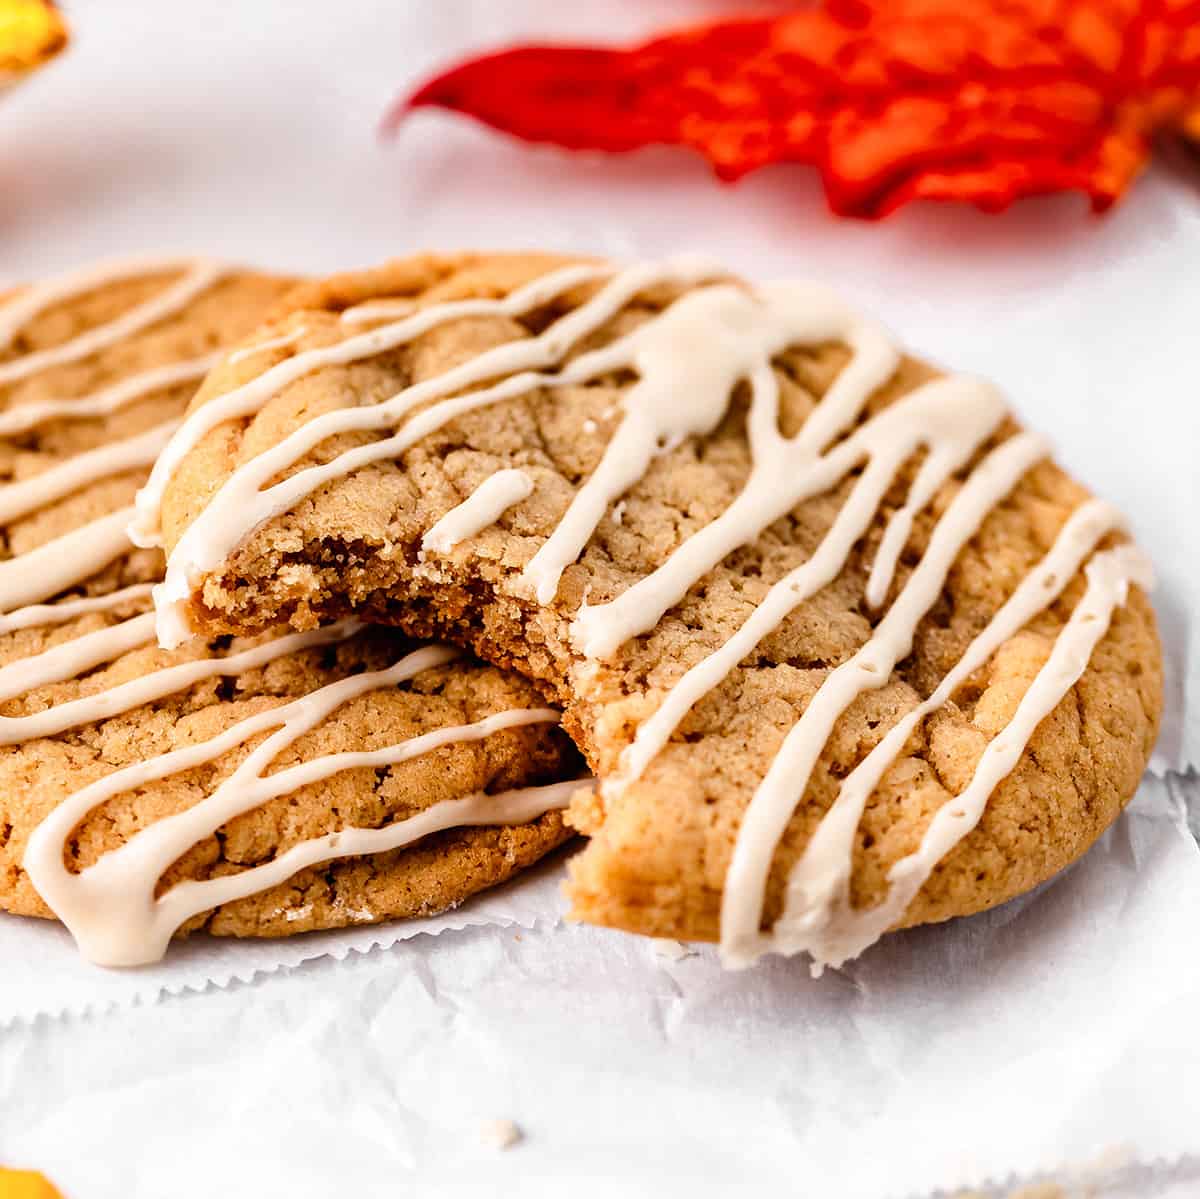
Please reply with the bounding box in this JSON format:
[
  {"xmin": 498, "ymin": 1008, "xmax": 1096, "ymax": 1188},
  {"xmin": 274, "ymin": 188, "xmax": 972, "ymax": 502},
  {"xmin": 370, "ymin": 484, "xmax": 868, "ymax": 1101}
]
[
  {"xmin": 0, "ymin": 262, "xmax": 577, "ymax": 942},
  {"xmin": 159, "ymin": 252, "xmax": 1163, "ymax": 946}
]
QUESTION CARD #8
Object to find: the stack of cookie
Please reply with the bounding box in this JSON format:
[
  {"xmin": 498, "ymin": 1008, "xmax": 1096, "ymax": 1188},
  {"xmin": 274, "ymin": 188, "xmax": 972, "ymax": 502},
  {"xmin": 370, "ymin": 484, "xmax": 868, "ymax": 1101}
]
[{"xmin": 0, "ymin": 253, "xmax": 1162, "ymax": 971}]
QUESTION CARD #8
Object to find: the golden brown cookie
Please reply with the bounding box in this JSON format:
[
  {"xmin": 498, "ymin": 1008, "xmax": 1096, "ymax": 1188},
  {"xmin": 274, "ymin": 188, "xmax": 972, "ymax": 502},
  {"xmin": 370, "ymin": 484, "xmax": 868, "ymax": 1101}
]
[
  {"xmin": 0, "ymin": 257, "xmax": 581, "ymax": 965},
  {"xmin": 151, "ymin": 252, "xmax": 1162, "ymax": 969}
]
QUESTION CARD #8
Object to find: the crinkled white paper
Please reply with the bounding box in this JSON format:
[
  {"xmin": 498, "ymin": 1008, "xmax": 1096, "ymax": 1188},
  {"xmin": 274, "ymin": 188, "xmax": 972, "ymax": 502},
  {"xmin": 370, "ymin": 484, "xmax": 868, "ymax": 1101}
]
[
  {"xmin": 0, "ymin": 779, "xmax": 1197, "ymax": 1199},
  {"xmin": 0, "ymin": 856, "xmax": 569, "ymax": 1026}
]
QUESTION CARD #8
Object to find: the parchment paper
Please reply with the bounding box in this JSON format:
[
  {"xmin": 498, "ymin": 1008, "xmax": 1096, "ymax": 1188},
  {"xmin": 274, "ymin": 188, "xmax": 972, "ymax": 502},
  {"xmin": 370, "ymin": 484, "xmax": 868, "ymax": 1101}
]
[
  {"xmin": 0, "ymin": 777, "xmax": 1197, "ymax": 1199},
  {"xmin": 0, "ymin": 855, "xmax": 569, "ymax": 1026}
]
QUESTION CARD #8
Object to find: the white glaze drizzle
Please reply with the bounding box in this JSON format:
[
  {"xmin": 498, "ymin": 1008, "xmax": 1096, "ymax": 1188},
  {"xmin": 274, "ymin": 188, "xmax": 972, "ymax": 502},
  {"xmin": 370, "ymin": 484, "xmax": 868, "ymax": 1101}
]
[
  {"xmin": 0, "ymin": 612, "xmax": 157, "ymax": 714},
  {"xmin": 340, "ymin": 299, "xmax": 417, "ymax": 325},
  {"xmin": 765, "ymin": 538, "xmax": 1150, "ymax": 973},
  {"xmin": 0, "ymin": 508, "xmax": 138, "ymax": 613},
  {"xmin": 527, "ymin": 283, "xmax": 901, "ymax": 610},
  {"xmin": 147, "ymin": 268, "xmax": 883, "ymax": 642},
  {"xmin": 0, "ymin": 583, "xmax": 153, "ymax": 635},
  {"xmin": 421, "ymin": 469, "xmax": 534, "ymax": 555},
  {"xmin": 611, "ymin": 429, "xmax": 1040, "ymax": 798},
  {"xmin": 138, "ymin": 255, "xmax": 1150, "ymax": 968},
  {"xmin": 227, "ymin": 325, "xmax": 307, "ymax": 365},
  {"xmin": 0, "ymin": 354, "xmax": 220, "ymax": 439},
  {"xmin": 0, "ymin": 257, "xmax": 226, "ymax": 386},
  {"xmin": 718, "ymin": 491, "xmax": 1137, "ymax": 968},
  {"xmin": 0, "ymin": 257, "xmax": 208, "ymax": 347},
  {"xmin": 0, "ymin": 255, "xmax": 578, "ymax": 966},
  {"xmin": 0, "ymin": 619, "xmax": 351, "ymax": 745},
  {"xmin": 571, "ymin": 370, "xmax": 998, "ymax": 660},
  {"xmin": 0, "ymin": 418, "xmax": 178, "ymax": 526},
  {"xmin": 143, "ymin": 258, "xmax": 724, "ymax": 638},
  {"xmin": 2, "ymin": 590, "xmax": 580, "ymax": 961}
]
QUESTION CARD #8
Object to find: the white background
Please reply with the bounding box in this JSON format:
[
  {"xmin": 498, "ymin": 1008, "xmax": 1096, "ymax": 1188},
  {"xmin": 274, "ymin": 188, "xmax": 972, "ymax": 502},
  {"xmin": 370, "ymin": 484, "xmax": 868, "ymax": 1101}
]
[{"xmin": 1, "ymin": 3, "xmax": 1198, "ymax": 1197}]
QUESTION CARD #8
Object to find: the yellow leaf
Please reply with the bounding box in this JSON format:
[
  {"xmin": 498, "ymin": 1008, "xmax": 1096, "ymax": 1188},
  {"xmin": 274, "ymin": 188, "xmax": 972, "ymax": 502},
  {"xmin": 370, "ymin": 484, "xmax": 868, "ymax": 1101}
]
[
  {"xmin": 0, "ymin": 0, "xmax": 68, "ymax": 81},
  {"xmin": 0, "ymin": 1168, "xmax": 65, "ymax": 1199}
]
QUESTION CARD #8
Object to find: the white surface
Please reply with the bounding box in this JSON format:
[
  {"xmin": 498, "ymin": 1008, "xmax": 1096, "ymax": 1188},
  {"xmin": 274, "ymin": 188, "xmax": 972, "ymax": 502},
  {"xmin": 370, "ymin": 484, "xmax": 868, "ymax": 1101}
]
[
  {"xmin": 0, "ymin": 856, "xmax": 568, "ymax": 1027},
  {"xmin": 1, "ymin": 3, "xmax": 1198, "ymax": 1196},
  {"xmin": 1, "ymin": 779, "xmax": 1199, "ymax": 1199}
]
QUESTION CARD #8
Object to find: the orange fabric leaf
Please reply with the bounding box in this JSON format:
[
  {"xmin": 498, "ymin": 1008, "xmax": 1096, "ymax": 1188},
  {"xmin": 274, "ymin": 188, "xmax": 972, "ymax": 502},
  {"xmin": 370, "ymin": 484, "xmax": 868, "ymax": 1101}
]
[
  {"xmin": 397, "ymin": 0, "xmax": 1200, "ymax": 218},
  {"xmin": 0, "ymin": 0, "xmax": 67, "ymax": 85}
]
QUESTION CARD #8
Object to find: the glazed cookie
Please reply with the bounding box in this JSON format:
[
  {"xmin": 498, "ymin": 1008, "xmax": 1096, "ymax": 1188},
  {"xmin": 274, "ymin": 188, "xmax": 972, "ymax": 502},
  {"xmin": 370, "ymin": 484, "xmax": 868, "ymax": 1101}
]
[
  {"xmin": 0, "ymin": 258, "xmax": 581, "ymax": 966},
  {"xmin": 148, "ymin": 252, "xmax": 1162, "ymax": 970}
]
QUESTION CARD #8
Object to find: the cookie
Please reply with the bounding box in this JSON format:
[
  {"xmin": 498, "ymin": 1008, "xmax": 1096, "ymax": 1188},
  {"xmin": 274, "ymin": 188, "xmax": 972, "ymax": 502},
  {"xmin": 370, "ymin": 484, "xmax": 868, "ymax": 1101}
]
[
  {"xmin": 0, "ymin": 257, "xmax": 581, "ymax": 966},
  {"xmin": 149, "ymin": 252, "xmax": 1162, "ymax": 970}
]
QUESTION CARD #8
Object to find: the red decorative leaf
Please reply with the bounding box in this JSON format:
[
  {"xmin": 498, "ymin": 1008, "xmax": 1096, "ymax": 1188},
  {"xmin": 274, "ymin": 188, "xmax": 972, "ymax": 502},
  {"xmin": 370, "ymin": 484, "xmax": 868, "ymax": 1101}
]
[{"xmin": 394, "ymin": 0, "xmax": 1200, "ymax": 218}]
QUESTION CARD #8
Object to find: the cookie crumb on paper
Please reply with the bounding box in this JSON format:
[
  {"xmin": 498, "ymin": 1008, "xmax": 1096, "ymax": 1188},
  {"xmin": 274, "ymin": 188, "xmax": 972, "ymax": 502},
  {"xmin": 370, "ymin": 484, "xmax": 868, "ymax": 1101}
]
[
  {"xmin": 651, "ymin": 938, "xmax": 693, "ymax": 962},
  {"xmin": 479, "ymin": 1119, "xmax": 522, "ymax": 1151}
]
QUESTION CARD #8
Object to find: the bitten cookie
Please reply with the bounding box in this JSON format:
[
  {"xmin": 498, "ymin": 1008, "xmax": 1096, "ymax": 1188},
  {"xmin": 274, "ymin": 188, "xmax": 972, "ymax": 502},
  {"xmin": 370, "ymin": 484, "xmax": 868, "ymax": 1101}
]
[
  {"xmin": 0, "ymin": 257, "xmax": 581, "ymax": 966},
  {"xmin": 149, "ymin": 252, "xmax": 1162, "ymax": 970}
]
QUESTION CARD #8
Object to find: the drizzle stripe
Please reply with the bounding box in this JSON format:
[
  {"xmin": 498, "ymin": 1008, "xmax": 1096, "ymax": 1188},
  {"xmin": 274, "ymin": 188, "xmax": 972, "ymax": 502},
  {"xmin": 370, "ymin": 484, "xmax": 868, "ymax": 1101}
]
[
  {"xmin": 610, "ymin": 390, "xmax": 1013, "ymax": 797},
  {"xmin": 0, "ymin": 620, "xmax": 360, "ymax": 745},
  {"xmin": 340, "ymin": 300, "xmax": 417, "ymax": 324},
  {"xmin": 151, "ymin": 259, "xmax": 725, "ymax": 643},
  {"xmin": 421, "ymin": 469, "xmax": 534, "ymax": 554},
  {"xmin": 0, "ymin": 418, "xmax": 178, "ymax": 526},
  {"xmin": 773, "ymin": 540, "xmax": 1150, "ymax": 971},
  {"xmin": 0, "ymin": 256, "xmax": 212, "ymax": 347},
  {"xmin": 0, "ymin": 508, "xmax": 137, "ymax": 613},
  {"xmin": 0, "ymin": 258, "xmax": 232, "ymax": 617},
  {"xmin": 0, "ymin": 612, "xmax": 156, "ymax": 706},
  {"xmin": 720, "ymin": 432, "xmax": 1049, "ymax": 960},
  {"xmin": 0, "ymin": 258, "xmax": 225, "ymax": 386},
  {"xmin": 572, "ymin": 374, "xmax": 1004, "ymax": 661},
  {"xmin": 0, "ymin": 354, "xmax": 220, "ymax": 439},
  {"xmin": 0, "ymin": 583, "xmax": 154, "ymax": 635},
  {"xmin": 227, "ymin": 326, "xmax": 308, "ymax": 365}
]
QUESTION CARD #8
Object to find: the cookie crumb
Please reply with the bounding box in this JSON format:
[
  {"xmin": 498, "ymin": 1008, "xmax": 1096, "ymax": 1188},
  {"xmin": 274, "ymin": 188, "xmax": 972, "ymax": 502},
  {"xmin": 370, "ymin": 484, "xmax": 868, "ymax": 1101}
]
[
  {"xmin": 480, "ymin": 1118, "xmax": 522, "ymax": 1150},
  {"xmin": 651, "ymin": 937, "xmax": 693, "ymax": 962},
  {"xmin": 611, "ymin": 500, "xmax": 627, "ymax": 526}
]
